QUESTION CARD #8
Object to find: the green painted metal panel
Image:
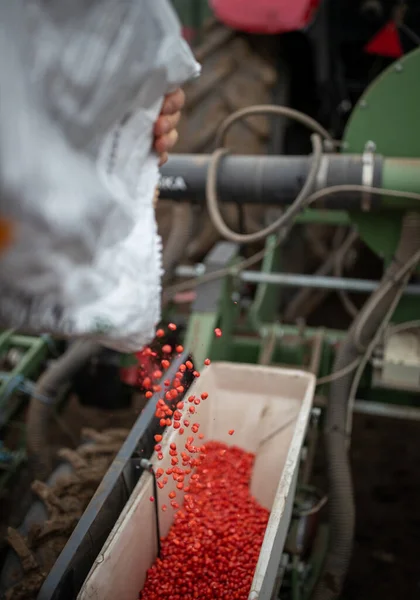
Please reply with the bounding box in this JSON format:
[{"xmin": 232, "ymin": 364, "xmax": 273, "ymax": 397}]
[{"xmin": 343, "ymin": 48, "xmax": 420, "ymax": 262}]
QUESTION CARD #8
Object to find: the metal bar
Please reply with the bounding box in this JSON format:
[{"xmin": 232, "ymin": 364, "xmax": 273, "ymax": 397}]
[
  {"xmin": 353, "ymin": 399, "xmax": 420, "ymax": 422},
  {"xmin": 175, "ymin": 265, "xmax": 420, "ymax": 296},
  {"xmin": 241, "ymin": 272, "xmax": 420, "ymax": 294},
  {"xmin": 314, "ymin": 395, "xmax": 420, "ymax": 421}
]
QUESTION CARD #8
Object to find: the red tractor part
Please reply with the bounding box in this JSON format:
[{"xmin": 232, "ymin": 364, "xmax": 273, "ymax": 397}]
[
  {"xmin": 364, "ymin": 20, "xmax": 404, "ymax": 58},
  {"xmin": 210, "ymin": 0, "xmax": 321, "ymax": 34}
]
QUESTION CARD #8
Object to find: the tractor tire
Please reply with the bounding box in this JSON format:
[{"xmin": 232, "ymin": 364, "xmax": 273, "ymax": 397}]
[{"xmin": 157, "ymin": 21, "xmax": 281, "ymax": 279}]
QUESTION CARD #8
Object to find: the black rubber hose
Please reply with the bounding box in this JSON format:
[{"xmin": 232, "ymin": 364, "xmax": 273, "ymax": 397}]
[
  {"xmin": 314, "ymin": 211, "xmax": 420, "ymax": 599},
  {"xmin": 26, "ymin": 340, "xmax": 102, "ymax": 480}
]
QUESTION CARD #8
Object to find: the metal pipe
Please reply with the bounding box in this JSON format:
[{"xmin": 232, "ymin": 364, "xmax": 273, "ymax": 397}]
[
  {"xmin": 159, "ymin": 153, "xmax": 383, "ymax": 208},
  {"xmin": 382, "ymin": 158, "xmax": 420, "ymax": 209},
  {"xmin": 174, "ymin": 265, "xmax": 420, "ymax": 295},
  {"xmin": 315, "ymin": 396, "xmax": 420, "ymax": 422}
]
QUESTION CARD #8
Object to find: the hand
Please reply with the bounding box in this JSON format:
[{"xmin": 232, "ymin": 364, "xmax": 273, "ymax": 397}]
[{"xmin": 154, "ymin": 88, "xmax": 185, "ymax": 166}]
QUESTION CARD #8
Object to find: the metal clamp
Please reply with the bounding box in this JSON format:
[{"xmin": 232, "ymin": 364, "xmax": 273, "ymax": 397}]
[{"xmin": 361, "ymin": 140, "xmax": 376, "ymax": 211}]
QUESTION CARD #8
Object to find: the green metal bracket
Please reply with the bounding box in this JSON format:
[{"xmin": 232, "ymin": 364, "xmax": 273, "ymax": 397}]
[
  {"xmin": 184, "ymin": 243, "xmax": 240, "ymax": 367},
  {"xmin": 248, "ymin": 235, "xmax": 282, "ymax": 330},
  {"xmin": 0, "ymin": 332, "xmax": 49, "ymax": 427},
  {"xmin": 296, "ymin": 210, "xmax": 351, "ymax": 226}
]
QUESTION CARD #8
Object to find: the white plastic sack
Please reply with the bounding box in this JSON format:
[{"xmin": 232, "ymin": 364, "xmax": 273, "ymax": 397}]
[{"xmin": 0, "ymin": 0, "xmax": 200, "ymax": 352}]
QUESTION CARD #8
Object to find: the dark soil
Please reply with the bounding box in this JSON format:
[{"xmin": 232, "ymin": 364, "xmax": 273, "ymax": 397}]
[{"xmin": 343, "ymin": 413, "xmax": 420, "ymax": 600}]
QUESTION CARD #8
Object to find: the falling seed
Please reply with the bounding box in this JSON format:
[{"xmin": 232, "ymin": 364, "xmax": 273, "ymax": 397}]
[
  {"xmin": 201, "ymin": 392, "xmax": 208, "ymax": 400},
  {"xmin": 168, "ymin": 323, "xmax": 177, "ymax": 331},
  {"xmin": 145, "ymin": 391, "xmax": 153, "ymax": 399},
  {"xmin": 185, "ymin": 360, "xmax": 193, "ymax": 370},
  {"xmin": 162, "ymin": 344, "xmax": 172, "ymax": 354},
  {"xmin": 228, "ymin": 429, "xmax": 235, "ymax": 436},
  {"xmin": 161, "ymin": 505, "xmax": 167, "ymax": 512},
  {"xmin": 154, "ymin": 435, "xmax": 162, "ymax": 442},
  {"xmin": 214, "ymin": 328, "xmax": 222, "ymax": 337},
  {"xmin": 156, "ymin": 329, "xmax": 165, "ymax": 338},
  {"xmin": 176, "ymin": 345, "xmax": 184, "ymax": 353},
  {"xmin": 204, "ymin": 358, "xmax": 211, "ymax": 365},
  {"xmin": 150, "ymin": 496, "xmax": 155, "ymax": 502}
]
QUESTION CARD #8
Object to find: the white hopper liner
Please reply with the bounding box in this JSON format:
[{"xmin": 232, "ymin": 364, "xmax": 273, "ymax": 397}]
[{"xmin": 78, "ymin": 362, "xmax": 315, "ymax": 600}]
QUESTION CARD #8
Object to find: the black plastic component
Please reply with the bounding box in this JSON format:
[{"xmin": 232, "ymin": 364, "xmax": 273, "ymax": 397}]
[{"xmin": 159, "ymin": 153, "xmax": 383, "ymax": 209}]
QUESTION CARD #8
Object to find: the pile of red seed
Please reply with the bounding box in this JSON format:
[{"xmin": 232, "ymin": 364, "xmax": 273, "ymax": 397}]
[{"xmin": 139, "ymin": 442, "xmax": 269, "ymax": 600}]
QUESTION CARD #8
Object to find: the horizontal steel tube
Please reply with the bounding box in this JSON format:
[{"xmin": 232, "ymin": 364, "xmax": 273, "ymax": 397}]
[{"xmin": 175, "ymin": 266, "xmax": 420, "ymax": 296}]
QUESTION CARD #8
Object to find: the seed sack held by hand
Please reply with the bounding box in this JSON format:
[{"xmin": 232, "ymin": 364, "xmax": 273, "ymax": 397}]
[{"xmin": 0, "ymin": 0, "xmax": 200, "ymax": 352}]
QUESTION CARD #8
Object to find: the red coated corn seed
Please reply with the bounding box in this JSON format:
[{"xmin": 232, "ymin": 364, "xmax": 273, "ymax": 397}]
[
  {"xmin": 139, "ymin": 442, "xmax": 269, "ymax": 600},
  {"xmin": 229, "ymin": 429, "xmax": 235, "ymax": 435},
  {"xmin": 168, "ymin": 323, "xmax": 177, "ymax": 331},
  {"xmin": 204, "ymin": 358, "xmax": 211, "ymax": 365},
  {"xmin": 214, "ymin": 327, "xmax": 222, "ymax": 337}
]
